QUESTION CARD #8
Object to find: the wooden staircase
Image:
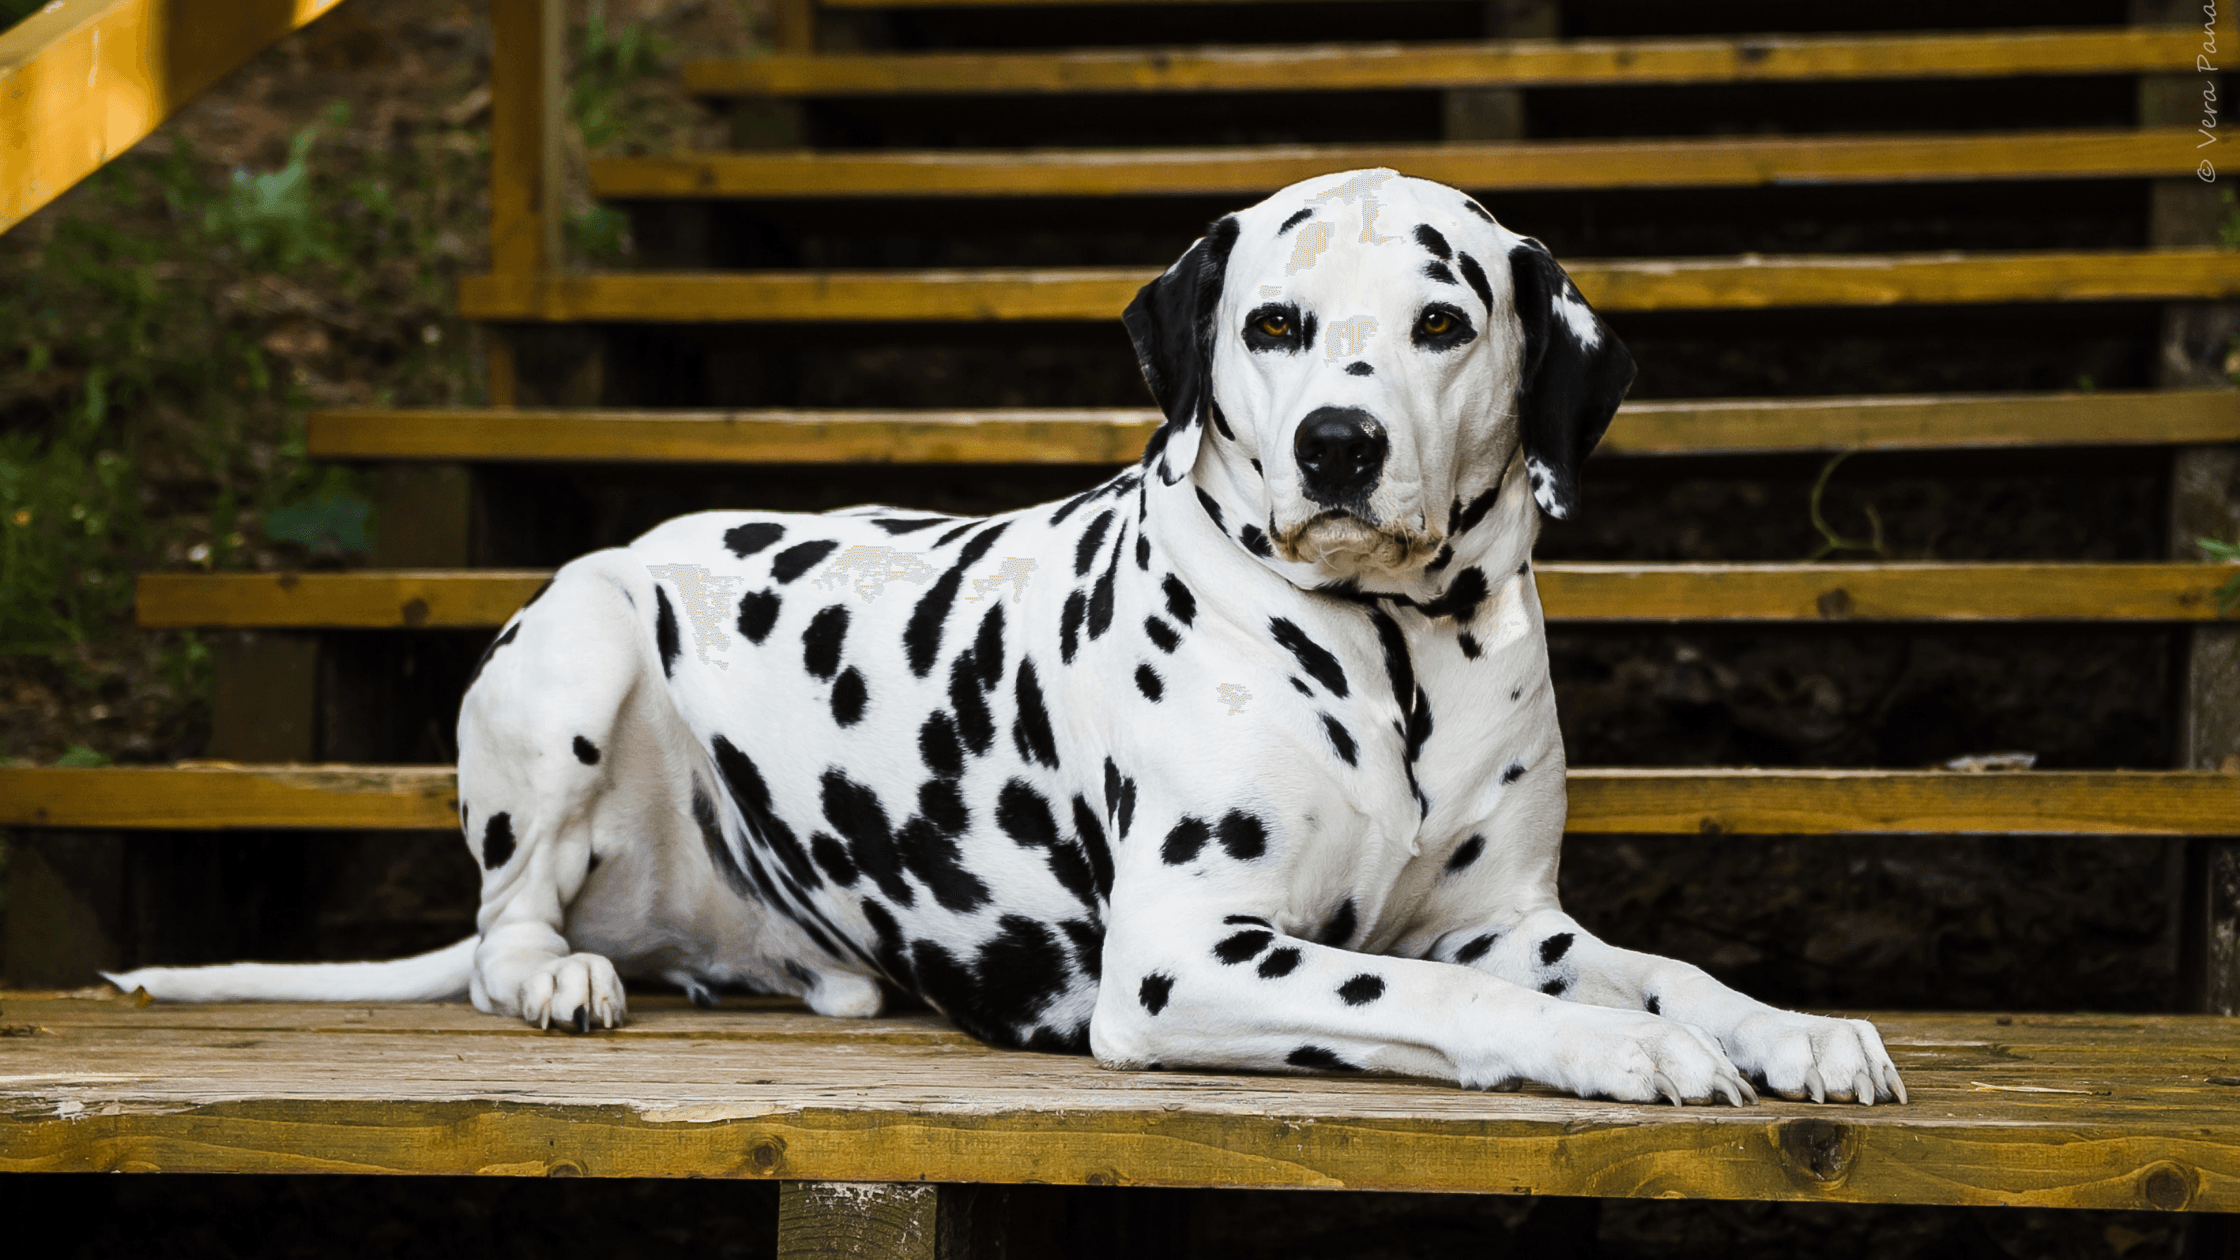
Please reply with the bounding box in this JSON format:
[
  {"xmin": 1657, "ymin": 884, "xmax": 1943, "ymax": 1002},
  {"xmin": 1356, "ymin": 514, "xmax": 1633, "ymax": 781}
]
[{"xmin": 8, "ymin": 0, "xmax": 2240, "ymax": 1243}]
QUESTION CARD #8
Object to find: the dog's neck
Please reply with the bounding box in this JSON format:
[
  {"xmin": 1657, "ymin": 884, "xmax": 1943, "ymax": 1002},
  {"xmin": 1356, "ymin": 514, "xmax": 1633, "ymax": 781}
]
[{"xmin": 1148, "ymin": 446, "xmax": 1541, "ymax": 621}]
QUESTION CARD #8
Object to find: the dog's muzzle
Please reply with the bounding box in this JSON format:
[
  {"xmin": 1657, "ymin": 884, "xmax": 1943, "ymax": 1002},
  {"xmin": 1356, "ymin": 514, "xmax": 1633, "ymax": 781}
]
[{"xmin": 1294, "ymin": 407, "xmax": 1387, "ymax": 505}]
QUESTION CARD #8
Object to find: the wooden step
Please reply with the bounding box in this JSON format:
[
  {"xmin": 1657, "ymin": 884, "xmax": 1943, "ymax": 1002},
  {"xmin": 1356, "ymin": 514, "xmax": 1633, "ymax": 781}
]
[
  {"xmin": 5, "ymin": 997, "xmax": 2240, "ymax": 1206},
  {"xmin": 307, "ymin": 391, "xmax": 2240, "ymax": 464},
  {"xmin": 132, "ymin": 564, "xmax": 2235, "ymax": 631},
  {"xmin": 591, "ymin": 129, "xmax": 2199, "ymax": 201},
  {"xmin": 457, "ymin": 250, "xmax": 2240, "ymax": 323},
  {"xmin": 6, "ymin": 764, "xmax": 2235, "ymax": 835},
  {"xmin": 684, "ymin": 29, "xmax": 2199, "ymax": 97}
]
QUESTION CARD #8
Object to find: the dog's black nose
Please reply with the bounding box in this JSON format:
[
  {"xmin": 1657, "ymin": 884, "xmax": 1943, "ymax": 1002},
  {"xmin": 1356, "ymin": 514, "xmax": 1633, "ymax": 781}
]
[{"xmin": 1294, "ymin": 407, "xmax": 1387, "ymax": 503}]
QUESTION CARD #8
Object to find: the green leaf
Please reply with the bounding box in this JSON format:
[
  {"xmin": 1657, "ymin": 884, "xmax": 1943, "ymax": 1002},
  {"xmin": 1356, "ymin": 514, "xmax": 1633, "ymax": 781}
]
[
  {"xmin": 262, "ymin": 484, "xmax": 374, "ymax": 557},
  {"xmin": 55, "ymin": 745, "xmax": 112, "ymax": 768}
]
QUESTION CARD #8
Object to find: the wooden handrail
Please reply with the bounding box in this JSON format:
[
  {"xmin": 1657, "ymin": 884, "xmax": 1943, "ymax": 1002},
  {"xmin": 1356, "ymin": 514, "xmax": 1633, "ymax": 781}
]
[{"xmin": 0, "ymin": 0, "xmax": 348, "ymax": 234}]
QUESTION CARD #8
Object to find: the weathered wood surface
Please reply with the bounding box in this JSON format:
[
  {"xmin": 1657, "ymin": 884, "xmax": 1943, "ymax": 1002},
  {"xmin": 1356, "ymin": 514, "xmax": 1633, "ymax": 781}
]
[
  {"xmin": 780, "ymin": 1183, "xmax": 938, "ymax": 1260},
  {"xmin": 0, "ymin": 0, "xmax": 350, "ymax": 233},
  {"xmin": 590, "ymin": 130, "xmax": 2203, "ymax": 200},
  {"xmin": 306, "ymin": 391, "xmax": 2240, "ymax": 464},
  {"xmin": 1, "ymin": 995, "xmax": 2235, "ymax": 1211},
  {"xmin": 455, "ymin": 251, "xmax": 2240, "ymax": 323},
  {"xmin": 132, "ymin": 563, "xmax": 2239, "ymax": 630},
  {"xmin": 682, "ymin": 30, "xmax": 2201, "ymax": 96},
  {"xmin": 6, "ymin": 765, "xmax": 2235, "ymax": 835}
]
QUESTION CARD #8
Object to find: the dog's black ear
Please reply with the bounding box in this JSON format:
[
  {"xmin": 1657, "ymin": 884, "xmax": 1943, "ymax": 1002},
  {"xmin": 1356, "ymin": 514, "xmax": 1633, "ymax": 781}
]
[
  {"xmin": 1507, "ymin": 238, "xmax": 1634, "ymax": 520},
  {"xmin": 1124, "ymin": 216, "xmax": 1240, "ymax": 486}
]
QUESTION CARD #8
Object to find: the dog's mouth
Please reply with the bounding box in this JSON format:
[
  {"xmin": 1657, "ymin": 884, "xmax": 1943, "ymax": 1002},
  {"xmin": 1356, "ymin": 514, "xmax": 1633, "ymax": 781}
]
[{"xmin": 1271, "ymin": 510, "xmax": 1443, "ymax": 578}]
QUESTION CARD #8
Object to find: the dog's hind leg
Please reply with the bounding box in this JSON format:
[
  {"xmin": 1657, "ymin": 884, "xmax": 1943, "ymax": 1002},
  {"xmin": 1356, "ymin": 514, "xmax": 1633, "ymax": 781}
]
[{"xmin": 456, "ymin": 551, "xmax": 676, "ymax": 1031}]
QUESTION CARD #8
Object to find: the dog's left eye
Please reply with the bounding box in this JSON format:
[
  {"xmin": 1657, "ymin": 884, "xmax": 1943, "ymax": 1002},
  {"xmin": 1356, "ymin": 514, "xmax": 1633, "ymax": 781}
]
[
  {"xmin": 1420, "ymin": 311, "xmax": 1453, "ymax": 336},
  {"xmin": 1257, "ymin": 314, "xmax": 1291, "ymax": 337}
]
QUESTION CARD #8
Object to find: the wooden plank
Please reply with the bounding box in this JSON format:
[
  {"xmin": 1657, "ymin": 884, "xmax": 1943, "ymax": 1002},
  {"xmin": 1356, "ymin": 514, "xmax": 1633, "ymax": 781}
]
[
  {"xmin": 3, "ymin": 1001, "xmax": 2238, "ymax": 1211},
  {"xmin": 455, "ymin": 251, "xmax": 2240, "ymax": 322},
  {"xmin": 779, "ymin": 1183, "xmax": 937, "ymax": 1260},
  {"xmin": 590, "ymin": 130, "xmax": 2206, "ymax": 200},
  {"xmin": 0, "ymin": 0, "xmax": 350, "ymax": 234},
  {"xmin": 681, "ymin": 29, "xmax": 2202, "ymax": 97},
  {"xmin": 6, "ymin": 765, "xmax": 2234, "ymax": 835},
  {"xmin": 305, "ymin": 391, "xmax": 2240, "ymax": 464},
  {"xmin": 487, "ymin": 0, "xmax": 563, "ymax": 277},
  {"xmin": 132, "ymin": 563, "xmax": 2239, "ymax": 630}
]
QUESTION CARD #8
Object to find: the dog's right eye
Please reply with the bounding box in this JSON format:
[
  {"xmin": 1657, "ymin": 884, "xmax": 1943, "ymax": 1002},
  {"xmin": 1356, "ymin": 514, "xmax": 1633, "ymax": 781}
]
[
  {"xmin": 1258, "ymin": 314, "xmax": 1290, "ymax": 337},
  {"xmin": 1244, "ymin": 304, "xmax": 1306, "ymax": 353}
]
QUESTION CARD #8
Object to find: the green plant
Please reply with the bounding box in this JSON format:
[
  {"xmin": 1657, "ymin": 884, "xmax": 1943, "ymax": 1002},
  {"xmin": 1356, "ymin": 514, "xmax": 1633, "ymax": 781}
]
[
  {"xmin": 2220, "ymin": 187, "xmax": 2240, "ymax": 250},
  {"xmin": 1804, "ymin": 450, "xmax": 1889, "ymax": 560},
  {"xmin": 571, "ymin": 1, "xmax": 668, "ymax": 152},
  {"xmin": 2203, "ymin": 536, "xmax": 2240, "ymax": 617},
  {"xmin": 53, "ymin": 744, "xmax": 112, "ymax": 768}
]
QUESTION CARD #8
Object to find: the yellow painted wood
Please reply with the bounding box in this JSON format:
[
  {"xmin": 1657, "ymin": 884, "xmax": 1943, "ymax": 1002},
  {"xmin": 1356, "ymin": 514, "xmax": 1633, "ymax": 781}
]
[
  {"xmin": 591, "ymin": 130, "xmax": 2204, "ymax": 200},
  {"xmin": 1, "ymin": 998, "xmax": 2236, "ymax": 1210},
  {"xmin": 683, "ymin": 29, "xmax": 2201, "ymax": 97},
  {"xmin": 132, "ymin": 564, "xmax": 2240, "ymax": 630},
  {"xmin": 0, "ymin": 0, "xmax": 348, "ymax": 234},
  {"xmin": 6, "ymin": 765, "xmax": 2234, "ymax": 836},
  {"xmin": 305, "ymin": 391, "xmax": 2240, "ymax": 464},
  {"xmin": 487, "ymin": 0, "xmax": 563, "ymax": 278},
  {"xmin": 455, "ymin": 251, "xmax": 2240, "ymax": 323}
]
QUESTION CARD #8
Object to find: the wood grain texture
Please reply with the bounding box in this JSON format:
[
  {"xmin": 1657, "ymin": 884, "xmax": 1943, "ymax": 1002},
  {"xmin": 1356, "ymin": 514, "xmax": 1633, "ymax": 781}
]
[
  {"xmin": 590, "ymin": 130, "xmax": 2205, "ymax": 200},
  {"xmin": 132, "ymin": 563, "xmax": 2239, "ymax": 629},
  {"xmin": 779, "ymin": 1183, "xmax": 936, "ymax": 1260},
  {"xmin": 2, "ymin": 997, "xmax": 2236, "ymax": 1211},
  {"xmin": 5, "ymin": 765, "xmax": 2234, "ymax": 835},
  {"xmin": 682, "ymin": 30, "xmax": 2200, "ymax": 96},
  {"xmin": 305, "ymin": 391, "xmax": 2240, "ymax": 464},
  {"xmin": 455, "ymin": 251, "xmax": 2240, "ymax": 323},
  {"xmin": 0, "ymin": 0, "xmax": 349, "ymax": 233}
]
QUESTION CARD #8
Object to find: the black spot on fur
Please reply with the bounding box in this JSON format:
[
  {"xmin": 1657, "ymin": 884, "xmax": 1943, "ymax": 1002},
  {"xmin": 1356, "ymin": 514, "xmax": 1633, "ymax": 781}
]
[
  {"xmin": 1445, "ymin": 834, "xmax": 1484, "ymax": 874},
  {"xmin": 1163, "ymin": 574, "xmax": 1197, "ymax": 626},
  {"xmin": 1457, "ymin": 485, "xmax": 1501, "ymax": 534},
  {"xmin": 1278, "ymin": 207, "xmax": 1314, "ymax": 234},
  {"xmin": 737, "ymin": 589, "xmax": 781, "ymax": 643},
  {"xmin": 522, "ymin": 577, "xmax": 553, "ymax": 609},
  {"xmin": 1540, "ymin": 932, "xmax": 1575, "ymax": 965},
  {"xmin": 1076, "ymin": 511, "xmax": 1115, "ymax": 577},
  {"xmin": 1139, "ymin": 972, "xmax": 1175, "ymax": 1015},
  {"xmin": 1345, "ymin": 360, "xmax": 1373, "ymax": 376},
  {"xmin": 1459, "ymin": 632, "xmax": 1482, "ymax": 659},
  {"xmin": 1162, "ymin": 816, "xmax": 1209, "ymax": 865},
  {"xmin": 1087, "ymin": 529, "xmax": 1123, "ymax": 639},
  {"xmin": 1463, "ymin": 197, "xmax": 1496, "ymax": 223},
  {"xmin": 949, "ymin": 652, "xmax": 996, "ymax": 755},
  {"xmin": 1049, "ymin": 489, "xmax": 1095, "ymax": 526},
  {"xmin": 724, "ymin": 522, "xmax": 784, "ymax": 556},
  {"xmin": 1103, "ymin": 758, "xmax": 1123, "ymax": 817},
  {"xmin": 1541, "ymin": 977, "xmax": 1569, "ymax": 996},
  {"xmin": 466, "ymin": 622, "xmax": 520, "ymax": 691},
  {"xmin": 1117, "ymin": 777, "xmax": 1138, "ymax": 840},
  {"xmin": 1414, "ymin": 223, "xmax": 1453, "ymax": 260},
  {"xmin": 905, "ymin": 521, "xmax": 1010, "ymax": 678},
  {"xmin": 897, "ymin": 814, "xmax": 991, "ymax": 913},
  {"xmin": 1502, "ymin": 762, "xmax": 1526, "ymax": 784},
  {"xmin": 973, "ymin": 604, "xmax": 1005, "ymax": 687},
  {"xmin": 873, "ymin": 516, "xmax": 950, "ymax": 535},
  {"xmin": 654, "ymin": 587, "xmax": 681, "ymax": 678},
  {"xmin": 1073, "ymin": 795, "xmax": 1115, "ymax": 899},
  {"xmin": 1426, "ymin": 543, "xmax": 1454, "ymax": 573},
  {"xmin": 1217, "ymin": 810, "xmax": 1268, "ymax": 860},
  {"xmin": 914, "ymin": 778, "xmax": 967, "ymax": 836},
  {"xmin": 803, "ymin": 604, "xmax": 849, "ymax": 679},
  {"xmin": 1225, "ymin": 914, "xmax": 1271, "ymax": 927},
  {"xmin": 1060, "ymin": 589, "xmax": 1087, "ymax": 664},
  {"xmin": 1013, "ymin": 659, "xmax": 1061, "ymax": 769},
  {"xmin": 819, "ymin": 768, "xmax": 909, "ymax": 906},
  {"xmin": 1195, "ymin": 487, "xmax": 1226, "ymax": 533},
  {"xmin": 830, "ymin": 668, "xmax": 868, "ymax": 725},
  {"xmin": 1287, "ymin": 1045, "xmax": 1359, "ymax": 1072},
  {"xmin": 861, "ymin": 898, "xmax": 916, "ymax": 989},
  {"xmin": 1258, "ymin": 947, "xmax": 1302, "ymax": 978},
  {"xmin": 1511, "ymin": 686, "xmax": 1524, "ymax": 701},
  {"xmin": 691, "ymin": 784, "xmax": 762, "ymax": 907},
  {"xmin": 572, "ymin": 735, "xmax": 600, "ymax": 765},
  {"xmin": 1456, "ymin": 251, "xmax": 1495, "ymax": 312},
  {"xmin": 1318, "ymin": 898, "xmax": 1357, "ymax": 947},
  {"xmin": 933, "ymin": 519, "xmax": 981, "ymax": 547},
  {"xmin": 712, "ymin": 736, "xmax": 822, "ymax": 896},
  {"xmin": 1405, "ymin": 687, "xmax": 1434, "ymax": 764},
  {"xmin": 1646, "ymin": 995, "xmax": 1662, "ymax": 1016},
  {"xmin": 1423, "ymin": 260, "xmax": 1459, "ymax": 286},
  {"xmin": 1135, "ymin": 532, "xmax": 1151, "ymax": 570},
  {"xmin": 971, "ymin": 915, "xmax": 1075, "ymax": 1035},
  {"xmin": 920, "ymin": 712, "xmax": 965, "ymax": 778},
  {"xmin": 996, "ymin": 778, "xmax": 1061, "ymax": 849},
  {"xmin": 1239, "ymin": 524, "xmax": 1275, "ymax": 557},
  {"xmin": 1144, "ymin": 616, "xmax": 1180, "ymax": 653},
  {"xmin": 1135, "ymin": 663, "xmax": 1163, "ymax": 701},
  {"xmin": 1321, "ymin": 714, "xmax": 1358, "ymax": 765},
  {"xmin": 1215, "ymin": 929, "xmax": 1274, "ymax": 964},
  {"xmin": 770, "ymin": 539, "xmax": 839, "ymax": 584},
  {"xmin": 1338, "ymin": 974, "xmax": 1386, "ymax": 1006},
  {"xmin": 1455, "ymin": 933, "xmax": 1498, "ymax": 964},
  {"xmin": 1369, "ymin": 609, "xmax": 1415, "ymax": 718},
  {"xmin": 1270, "ymin": 617, "xmax": 1349, "ymax": 697},
  {"xmin": 481, "ymin": 812, "xmax": 515, "ymax": 868},
  {"xmin": 1061, "ymin": 918, "xmax": 1103, "ymax": 981},
  {"xmin": 1045, "ymin": 833, "xmax": 1102, "ymax": 915},
  {"xmin": 1290, "ymin": 677, "xmax": 1312, "ymax": 696},
  {"xmin": 811, "ymin": 832, "xmax": 859, "ymax": 886},
  {"xmin": 1210, "ymin": 400, "xmax": 1236, "ymax": 441},
  {"xmin": 1419, "ymin": 567, "xmax": 1489, "ymax": 622}
]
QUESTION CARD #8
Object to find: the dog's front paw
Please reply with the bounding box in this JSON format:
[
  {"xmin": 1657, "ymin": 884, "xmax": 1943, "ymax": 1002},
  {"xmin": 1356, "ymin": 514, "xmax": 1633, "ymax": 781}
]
[
  {"xmin": 1723, "ymin": 1010, "xmax": 1905, "ymax": 1105},
  {"xmin": 1544, "ymin": 1010, "xmax": 1757, "ymax": 1107},
  {"xmin": 518, "ymin": 953, "xmax": 626, "ymax": 1032}
]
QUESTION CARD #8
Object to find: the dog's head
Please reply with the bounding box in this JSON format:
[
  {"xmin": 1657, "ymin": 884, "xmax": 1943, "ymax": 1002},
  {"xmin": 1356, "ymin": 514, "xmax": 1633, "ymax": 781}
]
[{"xmin": 1125, "ymin": 169, "xmax": 1633, "ymax": 586}]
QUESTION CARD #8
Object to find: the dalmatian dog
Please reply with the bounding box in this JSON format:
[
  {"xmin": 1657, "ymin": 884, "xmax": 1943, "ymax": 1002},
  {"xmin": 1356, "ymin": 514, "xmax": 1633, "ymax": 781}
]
[{"xmin": 111, "ymin": 169, "xmax": 1904, "ymax": 1107}]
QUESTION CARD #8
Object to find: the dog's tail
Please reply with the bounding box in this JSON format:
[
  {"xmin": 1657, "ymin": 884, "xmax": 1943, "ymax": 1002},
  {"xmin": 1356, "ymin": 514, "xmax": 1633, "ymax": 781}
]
[{"xmin": 100, "ymin": 935, "xmax": 477, "ymax": 1003}]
